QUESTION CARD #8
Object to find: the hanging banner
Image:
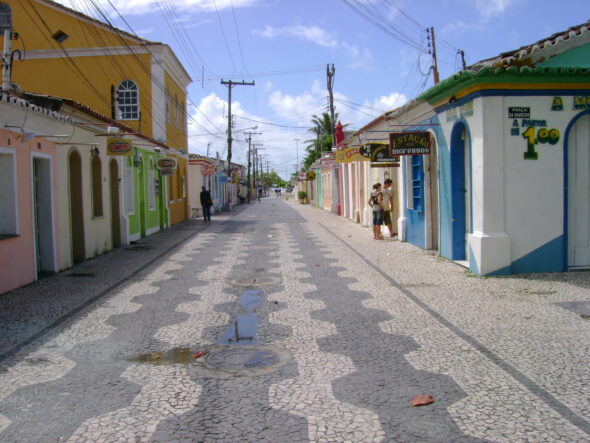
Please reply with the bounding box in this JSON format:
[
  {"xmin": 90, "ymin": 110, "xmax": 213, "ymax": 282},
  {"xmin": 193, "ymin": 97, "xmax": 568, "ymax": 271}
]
[
  {"xmin": 360, "ymin": 143, "xmax": 398, "ymax": 163},
  {"xmin": 201, "ymin": 163, "xmax": 216, "ymax": 175},
  {"xmin": 389, "ymin": 131, "xmax": 431, "ymax": 155},
  {"xmin": 156, "ymin": 157, "xmax": 177, "ymax": 176},
  {"xmin": 107, "ymin": 138, "xmax": 132, "ymax": 156},
  {"xmin": 335, "ymin": 147, "xmax": 370, "ymax": 163}
]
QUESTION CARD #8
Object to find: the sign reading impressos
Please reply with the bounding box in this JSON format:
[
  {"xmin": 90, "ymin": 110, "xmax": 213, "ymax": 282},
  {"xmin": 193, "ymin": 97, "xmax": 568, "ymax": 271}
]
[
  {"xmin": 107, "ymin": 138, "xmax": 133, "ymax": 156},
  {"xmin": 389, "ymin": 132, "xmax": 431, "ymax": 156}
]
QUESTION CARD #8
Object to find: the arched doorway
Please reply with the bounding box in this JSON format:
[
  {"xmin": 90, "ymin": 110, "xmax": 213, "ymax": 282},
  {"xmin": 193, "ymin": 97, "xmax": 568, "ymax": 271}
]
[
  {"xmin": 69, "ymin": 150, "xmax": 85, "ymax": 263},
  {"xmin": 109, "ymin": 159, "xmax": 121, "ymax": 248},
  {"xmin": 567, "ymin": 112, "xmax": 590, "ymax": 269},
  {"xmin": 450, "ymin": 122, "xmax": 471, "ymax": 261}
]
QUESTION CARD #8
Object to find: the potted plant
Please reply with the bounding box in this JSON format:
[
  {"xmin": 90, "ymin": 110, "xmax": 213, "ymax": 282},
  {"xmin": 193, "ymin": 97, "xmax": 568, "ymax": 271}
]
[{"xmin": 297, "ymin": 190, "xmax": 308, "ymax": 204}]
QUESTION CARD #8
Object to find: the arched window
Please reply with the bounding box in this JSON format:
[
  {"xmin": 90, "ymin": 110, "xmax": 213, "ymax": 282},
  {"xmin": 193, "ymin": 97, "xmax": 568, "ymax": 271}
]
[
  {"xmin": 0, "ymin": 4, "xmax": 11, "ymax": 33},
  {"xmin": 92, "ymin": 155, "xmax": 103, "ymax": 217},
  {"xmin": 116, "ymin": 80, "xmax": 139, "ymax": 120}
]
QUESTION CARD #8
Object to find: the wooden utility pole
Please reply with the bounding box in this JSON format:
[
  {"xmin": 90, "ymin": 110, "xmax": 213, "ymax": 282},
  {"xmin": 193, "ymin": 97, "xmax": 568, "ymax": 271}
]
[
  {"xmin": 428, "ymin": 27, "xmax": 440, "ymax": 84},
  {"xmin": 326, "ymin": 64, "xmax": 336, "ymax": 148},
  {"xmin": 245, "ymin": 131, "xmax": 261, "ymax": 202},
  {"xmin": 220, "ymin": 80, "xmax": 255, "ymax": 179},
  {"xmin": 458, "ymin": 49, "xmax": 467, "ymax": 70}
]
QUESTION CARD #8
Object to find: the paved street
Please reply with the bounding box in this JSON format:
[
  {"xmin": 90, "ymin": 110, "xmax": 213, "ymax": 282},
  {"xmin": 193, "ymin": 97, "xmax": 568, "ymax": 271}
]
[{"xmin": 0, "ymin": 195, "xmax": 589, "ymax": 442}]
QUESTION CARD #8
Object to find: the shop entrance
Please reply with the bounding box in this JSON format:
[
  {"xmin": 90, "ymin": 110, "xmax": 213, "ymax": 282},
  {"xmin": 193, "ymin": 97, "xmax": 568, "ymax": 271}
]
[
  {"xmin": 450, "ymin": 123, "xmax": 471, "ymax": 262},
  {"xmin": 567, "ymin": 113, "xmax": 590, "ymax": 268},
  {"xmin": 69, "ymin": 151, "xmax": 85, "ymax": 263}
]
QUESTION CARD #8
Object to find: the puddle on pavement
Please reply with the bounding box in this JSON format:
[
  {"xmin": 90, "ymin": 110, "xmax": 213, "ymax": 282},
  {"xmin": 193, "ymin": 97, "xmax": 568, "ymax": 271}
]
[
  {"xmin": 240, "ymin": 289, "xmax": 263, "ymax": 309},
  {"xmin": 128, "ymin": 348, "xmax": 195, "ymax": 365},
  {"xmin": 218, "ymin": 314, "xmax": 259, "ymax": 345},
  {"xmin": 129, "ymin": 289, "xmax": 266, "ymax": 367}
]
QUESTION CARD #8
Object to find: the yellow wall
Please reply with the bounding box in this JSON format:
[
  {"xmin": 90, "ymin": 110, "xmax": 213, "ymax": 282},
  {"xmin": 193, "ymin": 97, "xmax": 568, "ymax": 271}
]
[
  {"xmin": 165, "ymin": 72, "xmax": 188, "ymax": 150},
  {"xmin": 168, "ymin": 154, "xmax": 188, "ymax": 225},
  {"xmin": 3, "ymin": 0, "xmax": 187, "ymax": 145}
]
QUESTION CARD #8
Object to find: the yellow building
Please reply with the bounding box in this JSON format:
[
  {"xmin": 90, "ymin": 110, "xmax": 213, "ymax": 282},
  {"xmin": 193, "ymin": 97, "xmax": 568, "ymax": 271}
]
[{"xmin": 1, "ymin": 0, "xmax": 191, "ymax": 227}]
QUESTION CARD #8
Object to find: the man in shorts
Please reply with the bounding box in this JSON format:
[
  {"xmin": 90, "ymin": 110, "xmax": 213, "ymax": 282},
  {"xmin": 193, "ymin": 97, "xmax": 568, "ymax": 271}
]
[{"xmin": 381, "ymin": 178, "xmax": 395, "ymax": 237}]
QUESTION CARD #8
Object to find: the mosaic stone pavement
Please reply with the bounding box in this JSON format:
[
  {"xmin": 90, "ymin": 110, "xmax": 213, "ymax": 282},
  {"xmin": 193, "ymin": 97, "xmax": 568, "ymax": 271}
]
[{"xmin": 0, "ymin": 197, "xmax": 588, "ymax": 442}]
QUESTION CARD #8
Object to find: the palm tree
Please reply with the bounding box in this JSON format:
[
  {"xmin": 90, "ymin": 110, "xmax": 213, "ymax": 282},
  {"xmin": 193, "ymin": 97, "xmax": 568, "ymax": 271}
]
[{"xmin": 302, "ymin": 112, "xmax": 340, "ymax": 170}]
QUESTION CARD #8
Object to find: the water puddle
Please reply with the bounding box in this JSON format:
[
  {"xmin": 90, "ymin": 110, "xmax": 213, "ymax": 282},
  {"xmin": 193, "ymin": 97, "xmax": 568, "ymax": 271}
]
[
  {"xmin": 128, "ymin": 348, "xmax": 195, "ymax": 365},
  {"xmin": 240, "ymin": 289, "xmax": 263, "ymax": 309},
  {"xmin": 218, "ymin": 314, "xmax": 259, "ymax": 345}
]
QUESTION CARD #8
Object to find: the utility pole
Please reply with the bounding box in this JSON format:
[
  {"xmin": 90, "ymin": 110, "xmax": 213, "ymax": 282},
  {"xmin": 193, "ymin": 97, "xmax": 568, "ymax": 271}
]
[
  {"xmin": 252, "ymin": 143, "xmax": 263, "ymax": 195},
  {"xmin": 294, "ymin": 138, "xmax": 301, "ymax": 173},
  {"xmin": 326, "ymin": 64, "xmax": 336, "ymax": 149},
  {"xmin": 206, "ymin": 141, "xmax": 212, "ymax": 157},
  {"xmin": 458, "ymin": 49, "xmax": 466, "ymax": 70},
  {"xmin": 220, "ymin": 79, "xmax": 255, "ymax": 179},
  {"xmin": 1, "ymin": 30, "xmax": 20, "ymax": 93},
  {"xmin": 245, "ymin": 131, "xmax": 261, "ymax": 202},
  {"xmin": 428, "ymin": 27, "xmax": 440, "ymax": 84}
]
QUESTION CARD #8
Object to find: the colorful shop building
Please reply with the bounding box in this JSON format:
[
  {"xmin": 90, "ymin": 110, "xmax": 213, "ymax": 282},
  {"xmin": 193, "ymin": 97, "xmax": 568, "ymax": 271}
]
[{"xmin": 391, "ymin": 20, "xmax": 590, "ymax": 275}]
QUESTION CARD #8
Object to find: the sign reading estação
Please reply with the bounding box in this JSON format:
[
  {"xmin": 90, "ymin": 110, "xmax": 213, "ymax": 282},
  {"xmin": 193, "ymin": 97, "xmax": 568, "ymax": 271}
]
[
  {"xmin": 389, "ymin": 132, "xmax": 431, "ymax": 156},
  {"xmin": 107, "ymin": 138, "xmax": 132, "ymax": 156}
]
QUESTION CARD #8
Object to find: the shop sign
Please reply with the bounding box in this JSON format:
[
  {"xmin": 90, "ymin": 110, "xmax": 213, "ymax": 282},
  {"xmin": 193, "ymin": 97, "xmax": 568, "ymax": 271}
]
[
  {"xmin": 107, "ymin": 138, "xmax": 132, "ymax": 156},
  {"xmin": 508, "ymin": 107, "xmax": 530, "ymax": 118},
  {"xmin": 360, "ymin": 143, "xmax": 398, "ymax": 162},
  {"xmin": 156, "ymin": 157, "xmax": 177, "ymax": 175},
  {"xmin": 307, "ymin": 171, "xmax": 316, "ymax": 180},
  {"xmin": 551, "ymin": 97, "xmax": 564, "ymax": 111},
  {"xmin": 446, "ymin": 101, "xmax": 474, "ymax": 122},
  {"xmin": 389, "ymin": 132, "xmax": 430, "ymax": 156},
  {"xmin": 573, "ymin": 96, "xmax": 590, "ymax": 110},
  {"xmin": 202, "ymin": 163, "xmax": 216, "ymax": 175},
  {"xmin": 298, "ymin": 173, "xmax": 307, "ymax": 180},
  {"xmin": 335, "ymin": 147, "xmax": 370, "ymax": 163},
  {"xmin": 370, "ymin": 162, "xmax": 400, "ymax": 168}
]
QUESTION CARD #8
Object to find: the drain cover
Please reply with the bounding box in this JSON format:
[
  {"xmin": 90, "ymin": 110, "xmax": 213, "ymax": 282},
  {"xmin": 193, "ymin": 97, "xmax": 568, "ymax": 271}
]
[
  {"xmin": 229, "ymin": 276, "xmax": 281, "ymax": 287},
  {"xmin": 191, "ymin": 345, "xmax": 290, "ymax": 378},
  {"xmin": 207, "ymin": 347, "xmax": 278, "ymax": 370}
]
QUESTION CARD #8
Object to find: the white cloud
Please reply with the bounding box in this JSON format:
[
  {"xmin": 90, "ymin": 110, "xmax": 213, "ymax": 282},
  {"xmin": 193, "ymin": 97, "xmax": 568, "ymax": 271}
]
[
  {"xmin": 474, "ymin": 0, "xmax": 514, "ymax": 19},
  {"xmin": 267, "ymin": 79, "xmax": 325, "ymax": 126},
  {"xmin": 255, "ymin": 25, "xmax": 338, "ymax": 48},
  {"xmin": 370, "ymin": 92, "xmax": 407, "ymax": 111},
  {"xmin": 254, "ymin": 25, "xmax": 375, "ymax": 69}
]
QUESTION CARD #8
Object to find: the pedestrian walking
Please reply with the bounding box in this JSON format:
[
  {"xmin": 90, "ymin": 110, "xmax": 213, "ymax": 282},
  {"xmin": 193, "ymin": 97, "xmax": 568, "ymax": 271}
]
[
  {"xmin": 381, "ymin": 178, "xmax": 396, "ymax": 237},
  {"xmin": 200, "ymin": 186, "xmax": 212, "ymax": 222},
  {"xmin": 257, "ymin": 186, "xmax": 263, "ymax": 203},
  {"xmin": 368, "ymin": 183, "xmax": 384, "ymax": 240}
]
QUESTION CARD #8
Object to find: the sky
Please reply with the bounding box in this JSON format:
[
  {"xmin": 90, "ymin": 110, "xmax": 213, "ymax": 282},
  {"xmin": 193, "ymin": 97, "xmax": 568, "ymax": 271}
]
[{"xmin": 55, "ymin": 0, "xmax": 588, "ymax": 180}]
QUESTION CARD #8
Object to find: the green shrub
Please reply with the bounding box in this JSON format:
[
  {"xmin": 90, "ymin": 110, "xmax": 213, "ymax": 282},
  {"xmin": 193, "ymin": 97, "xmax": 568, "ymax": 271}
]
[{"xmin": 297, "ymin": 191, "xmax": 307, "ymax": 200}]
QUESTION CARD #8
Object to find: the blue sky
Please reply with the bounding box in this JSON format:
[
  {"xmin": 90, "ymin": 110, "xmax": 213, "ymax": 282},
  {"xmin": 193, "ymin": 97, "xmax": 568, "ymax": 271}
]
[{"xmin": 56, "ymin": 0, "xmax": 588, "ymax": 179}]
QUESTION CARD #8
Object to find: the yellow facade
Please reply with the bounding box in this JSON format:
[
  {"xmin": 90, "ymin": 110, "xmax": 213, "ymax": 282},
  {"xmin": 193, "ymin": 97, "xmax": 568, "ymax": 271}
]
[
  {"xmin": 167, "ymin": 154, "xmax": 189, "ymax": 225},
  {"xmin": 2, "ymin": 0, "xmax": 190, "ymax": 149}
]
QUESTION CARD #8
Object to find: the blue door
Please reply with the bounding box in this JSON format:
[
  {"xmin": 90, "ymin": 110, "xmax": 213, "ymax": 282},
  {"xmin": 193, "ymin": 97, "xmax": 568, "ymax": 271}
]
[{"xmin": 450, "ymin": 123, "xmax": 470, "ymax": 260}]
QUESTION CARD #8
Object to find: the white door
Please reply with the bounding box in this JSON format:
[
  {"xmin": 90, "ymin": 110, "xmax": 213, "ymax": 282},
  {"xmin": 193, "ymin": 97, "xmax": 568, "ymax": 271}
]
[{"xmin": 568, "ymin": 114, "xmax": 590, "ymax": 268}]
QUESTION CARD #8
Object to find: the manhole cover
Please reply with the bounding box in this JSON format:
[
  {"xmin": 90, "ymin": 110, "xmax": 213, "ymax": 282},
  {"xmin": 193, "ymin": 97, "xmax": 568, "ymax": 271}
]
[
  {"xmin": 207, "ymin": 347, "xmax": 278, "ymax": 370},
  {"xmin": 191, "ymin": 345, "xmax": 290, "ymax": 378},
  {"xmin": 229, "ymin": 276, "xmax": 281, "ymax": 287}
]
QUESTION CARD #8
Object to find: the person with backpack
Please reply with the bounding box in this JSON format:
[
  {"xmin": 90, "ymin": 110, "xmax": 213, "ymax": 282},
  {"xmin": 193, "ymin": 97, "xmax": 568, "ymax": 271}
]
[{"xmin": 368, "ymin": 183, "xmax": 384, "ymax": 239}]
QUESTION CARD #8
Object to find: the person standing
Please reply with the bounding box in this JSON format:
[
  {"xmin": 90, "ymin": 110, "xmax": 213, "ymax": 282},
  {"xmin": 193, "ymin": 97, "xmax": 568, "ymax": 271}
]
[
  {"xmin": 368, "ymin": 183, "xmax": 384, "ymax": 240},
  {"xmin": 200, "ymin": 186, "xmax": 212, "ymax": 222},
  {"xmin": 381, "ymin": 178, "xmax": 396, "ymax": 237}
]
